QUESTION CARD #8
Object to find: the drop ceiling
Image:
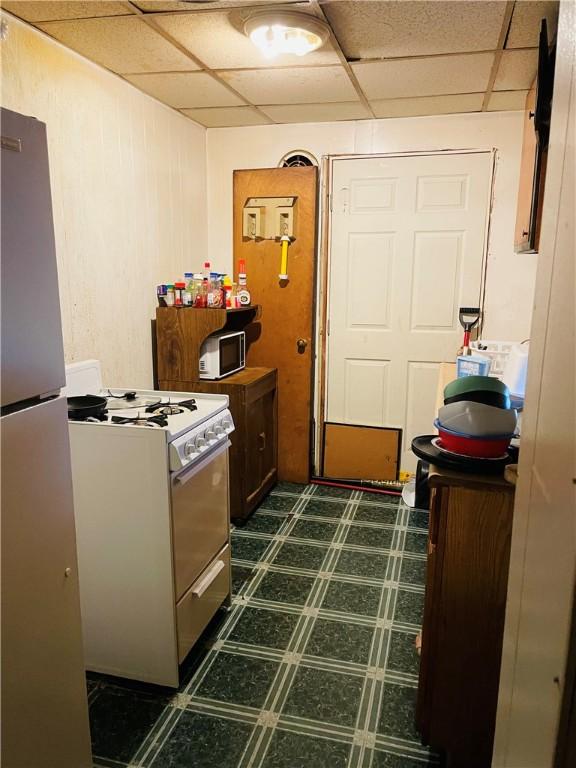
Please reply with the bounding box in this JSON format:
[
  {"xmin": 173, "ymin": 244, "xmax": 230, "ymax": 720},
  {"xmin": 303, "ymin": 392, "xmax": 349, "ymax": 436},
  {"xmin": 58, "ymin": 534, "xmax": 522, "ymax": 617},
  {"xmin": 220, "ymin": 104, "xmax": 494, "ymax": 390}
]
[{"xmin": 1, "ymin": 1, "xmax": 559, "ymax": 127}]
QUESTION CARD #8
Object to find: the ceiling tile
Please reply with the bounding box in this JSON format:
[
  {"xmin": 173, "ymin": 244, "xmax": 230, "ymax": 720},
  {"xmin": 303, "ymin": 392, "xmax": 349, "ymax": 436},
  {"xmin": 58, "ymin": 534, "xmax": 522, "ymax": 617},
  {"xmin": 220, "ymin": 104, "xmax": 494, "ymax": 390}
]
[
  {"xmin": 1, "ymin": 2, "xmax": 130, "ymax": 22},
  {"xmin": 353, "ymin": 53, "xmax": 494, "ymax": 100},
  {"xmin": 219, "ymin": 66, "xmax": 358, "ymax": 104},
  {"xmin": 134, "ymin": 1, "xmax": 300, "ymax": 11},
  {"xmin": 260, "ymin": 101, "xmax": 370, "ymax": 123},
  {"xmin": 487, "ymin": 90, "xmax": 529, "ymax": 111},
  {"xmin": 322, "ymin": 0, "xmax": 506, "ymax": 60},
  {"xmin": 155, "ymin": 8, "xmax": 339, "ymax": 69},
  {"xmin": 125, "ymin": 71, "xmax": 244, "ymax": 107},
  {"xmin": 36, "ymin": 16, "xmax": 200, "ymax": 73},
  {"xmin": 180, "ymin": 106, "xmax": 271, "ymax": 127},
  {"xmin": 371, "ymin": 93, "xmax": 484, "ymax": 119},
  {"xmin": 493, "ymin": 49, "xmax": 538, "ymax": 91},
  {"xmin": 506, "ymin": 1, "xmax": 559, "ymax": 49}
]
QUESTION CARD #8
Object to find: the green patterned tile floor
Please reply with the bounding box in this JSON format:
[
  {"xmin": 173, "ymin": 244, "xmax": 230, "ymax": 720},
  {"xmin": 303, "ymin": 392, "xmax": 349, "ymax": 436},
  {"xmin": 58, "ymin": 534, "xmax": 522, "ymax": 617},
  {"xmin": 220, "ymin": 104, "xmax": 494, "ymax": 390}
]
[{"xmin": 89, "ymin": 483, "xmax": 439, "ymax": 768}]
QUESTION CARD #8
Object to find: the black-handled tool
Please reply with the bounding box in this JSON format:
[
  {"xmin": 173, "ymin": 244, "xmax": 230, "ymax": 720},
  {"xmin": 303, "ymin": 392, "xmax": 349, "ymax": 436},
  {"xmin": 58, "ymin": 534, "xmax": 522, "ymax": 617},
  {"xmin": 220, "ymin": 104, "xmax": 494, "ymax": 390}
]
[{"xmin": 459, "ymin": 307, "xmax": 481, "ymax": 353}]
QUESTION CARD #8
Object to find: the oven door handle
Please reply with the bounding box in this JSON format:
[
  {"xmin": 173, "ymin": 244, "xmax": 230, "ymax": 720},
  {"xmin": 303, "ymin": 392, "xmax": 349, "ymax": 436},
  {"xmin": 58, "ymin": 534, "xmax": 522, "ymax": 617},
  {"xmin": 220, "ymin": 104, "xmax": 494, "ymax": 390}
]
[
  {"xmin": 192, "ymin": 559, "xmax": 226, "ymax": 598},
  {"xmin": 172, "ymin": 440, "xmax": 231, "ymax": 486}
]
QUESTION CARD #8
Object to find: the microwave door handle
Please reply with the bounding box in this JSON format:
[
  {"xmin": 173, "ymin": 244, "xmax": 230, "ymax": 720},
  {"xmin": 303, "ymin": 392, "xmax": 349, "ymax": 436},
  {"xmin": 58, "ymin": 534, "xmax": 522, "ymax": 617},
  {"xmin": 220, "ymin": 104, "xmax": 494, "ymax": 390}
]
[{"xmin": 173, "ymin": 440, "xmax": 231, "ymax": 486}]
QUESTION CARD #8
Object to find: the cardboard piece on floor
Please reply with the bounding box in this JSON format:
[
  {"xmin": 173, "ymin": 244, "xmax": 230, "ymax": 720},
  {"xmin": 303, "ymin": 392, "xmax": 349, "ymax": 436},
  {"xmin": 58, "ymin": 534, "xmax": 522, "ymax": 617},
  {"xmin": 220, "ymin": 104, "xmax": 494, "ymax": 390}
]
[{"xmin": 322, "ymin": 423, "xmax": 401, "ymax": 482}]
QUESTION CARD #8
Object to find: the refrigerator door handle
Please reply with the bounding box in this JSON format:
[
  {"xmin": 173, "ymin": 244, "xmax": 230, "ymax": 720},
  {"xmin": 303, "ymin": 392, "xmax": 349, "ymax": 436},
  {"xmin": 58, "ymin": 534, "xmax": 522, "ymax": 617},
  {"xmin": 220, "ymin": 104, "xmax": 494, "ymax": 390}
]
[{"xmin": 1, "ymin": 136, "xmax": 22, "ymax": 152}]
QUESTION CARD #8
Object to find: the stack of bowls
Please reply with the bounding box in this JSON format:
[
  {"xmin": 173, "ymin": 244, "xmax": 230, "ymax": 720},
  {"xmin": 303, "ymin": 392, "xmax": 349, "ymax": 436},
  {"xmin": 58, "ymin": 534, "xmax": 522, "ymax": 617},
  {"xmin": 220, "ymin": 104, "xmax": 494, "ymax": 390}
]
[{"xmin": 435, "ymin": 376, "xmax": 517, "ymax": 459}]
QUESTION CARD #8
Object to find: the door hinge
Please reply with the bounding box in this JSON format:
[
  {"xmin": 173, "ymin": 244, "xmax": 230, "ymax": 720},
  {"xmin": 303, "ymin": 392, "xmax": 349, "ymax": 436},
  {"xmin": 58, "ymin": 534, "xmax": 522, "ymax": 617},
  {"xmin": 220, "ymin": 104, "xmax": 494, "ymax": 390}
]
[
  {"xmin": 328, "ymin": 192, "xmax": 333, "ymax": 213},
  {"xmin": 326, "ymin": 319, "xmax": 330, "ymax": 336}
]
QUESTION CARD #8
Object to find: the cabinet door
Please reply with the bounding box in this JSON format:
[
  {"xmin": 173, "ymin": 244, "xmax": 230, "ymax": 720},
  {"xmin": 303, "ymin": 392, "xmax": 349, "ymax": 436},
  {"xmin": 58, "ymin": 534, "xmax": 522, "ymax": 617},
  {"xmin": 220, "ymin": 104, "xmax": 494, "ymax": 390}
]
[
  {"xmin": 416, "ymin": 486, "xmax": 445, "ymax": 740},
  {"xmin": 245, "ymin": 384, "xmax": 277, "ymax": 508},
  {"xmin": 515, "ymin": 86, "xmax": 538, "ymax": 252}
]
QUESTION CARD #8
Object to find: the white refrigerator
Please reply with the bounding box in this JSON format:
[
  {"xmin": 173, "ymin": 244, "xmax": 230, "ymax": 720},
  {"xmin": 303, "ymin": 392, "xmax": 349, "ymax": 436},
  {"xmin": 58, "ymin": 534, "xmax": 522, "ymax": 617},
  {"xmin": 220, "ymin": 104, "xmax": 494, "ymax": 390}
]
[{"xmin": 1, "ymin": 108, "xmax": 92, "ymax": 767}]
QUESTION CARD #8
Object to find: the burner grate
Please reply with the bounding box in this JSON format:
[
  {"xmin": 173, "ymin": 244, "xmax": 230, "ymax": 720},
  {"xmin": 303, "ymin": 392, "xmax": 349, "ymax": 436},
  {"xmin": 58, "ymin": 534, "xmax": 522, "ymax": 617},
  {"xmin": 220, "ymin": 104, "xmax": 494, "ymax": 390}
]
[
  {"xmin": 145, "ymin": 399, "xmax": 197, "ymax": 415},
  {"xmin": 111, "ymin": 414, "xmax": 168, "ymax": 428}
]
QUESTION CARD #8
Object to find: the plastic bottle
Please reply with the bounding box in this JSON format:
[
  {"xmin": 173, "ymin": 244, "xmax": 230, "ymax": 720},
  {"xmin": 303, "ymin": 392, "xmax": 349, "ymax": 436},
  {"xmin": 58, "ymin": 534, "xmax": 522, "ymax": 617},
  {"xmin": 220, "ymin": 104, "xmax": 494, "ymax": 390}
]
[
  {"xmin": 157, "ymin": 284, "xmax": 167, "ymax": 307},
  {"xmin": 207, "ymin": 272, "xmax": 222, "ymax": 307},
  {"xmin": 166, "ymin": 284, "xmax": 175, "ymax": 307},
  {"xmin": 183, "ymin": 272, "xmax": 194, "ymax": 306},
  {"xmin": 237, "ymin": 259, "xmax": 251, "ymax": 307},
  {"xmin": 223, "ymin": 275, "xmax": 233, "ymax": 308},
  {"xmin": 174, "ymin": 281, "xmax": 186, "ymax": 306}
]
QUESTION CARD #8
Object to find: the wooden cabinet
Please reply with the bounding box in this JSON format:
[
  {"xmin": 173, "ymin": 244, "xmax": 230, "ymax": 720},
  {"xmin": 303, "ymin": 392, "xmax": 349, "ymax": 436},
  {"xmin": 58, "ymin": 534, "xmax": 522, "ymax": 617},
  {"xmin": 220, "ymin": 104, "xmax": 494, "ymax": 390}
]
[
  {"xmin": 416, "ymin": 467, "xmax": 515, "ymax": 767},
  {"xmin": 170, "ymin": 368, "xmax": 278, "ymax": 523},
  {"xmin": 155, "ymin": 306, "xmax": 278, "ymax": 522}
]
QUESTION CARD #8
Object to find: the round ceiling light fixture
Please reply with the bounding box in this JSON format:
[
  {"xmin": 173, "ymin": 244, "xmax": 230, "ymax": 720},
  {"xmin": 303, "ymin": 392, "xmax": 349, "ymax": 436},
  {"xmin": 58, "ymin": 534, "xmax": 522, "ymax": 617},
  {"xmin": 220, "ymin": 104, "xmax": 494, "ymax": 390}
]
[{"xmin": 244, "ymin": 11, "xmax": 330, "ymax": 59}]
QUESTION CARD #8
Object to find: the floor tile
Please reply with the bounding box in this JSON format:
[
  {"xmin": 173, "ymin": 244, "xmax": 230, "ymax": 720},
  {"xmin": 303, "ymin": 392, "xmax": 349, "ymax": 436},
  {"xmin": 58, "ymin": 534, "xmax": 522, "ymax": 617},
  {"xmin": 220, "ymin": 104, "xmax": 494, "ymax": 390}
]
[
  {"xmin": 408, "ymin": 509, "xmax": 429, "ymax": 530},
  {"xmin": 354, "ymin": 504, "xmax": 399, "ymax": 525},
  {"xmin": 321, "ymin": 579, "xmax": 383, "ymax": 617},
  {"xmin": 394, "ymin": 589, "xmax": 424, "ymax": 626},
  {"xmin": 89, "ymin": 686, "xmax": 167, "ymax": 764},
  {"xmin": 283, "ymin": 666, "xmax": 363, "ymax": 727},
  {"xmin": 304, "ymin": 618, "xmax": 374, "ymax": 665},
  {"xmin": 231, "ymin": 534, "xmax": 271, "ymax": 563},
  {"xmin": 273, "ymin": 541, "xmax": 329, "ymax": 571},
  {"xmin": 227, "ymin": 606, "xmax": 298, "ymax": 650},
  {"xmin": 273, "ymin": 481, "xmax": 307, "ymax": 494},
  {"xmin": 260, "ymin": 494, "xmax": 299, "ymax": 511},
  {"xmin": 231, "ymin": 565, "xmax": 254, "ymax": 595},
  {"xmin": 313, "ymin": 485, "xmax": 353, "ymax": 499},
  {"xmin": 242, "ymin": 512, "xmax": 287, "ymax": 535},
  {"xmin": 361, "ymin": 491, "xmax": 401, "ymax": 504},
  {"xmin": 371, "ymin": 749, "xmax": 436, "ymax": 768},
  {"xmin": 194, "ymin": 651, "xmax": 278, "ymax": 709},
  {"xmin": 253, "ymin": 571, "xmax": 315, "ymax": 606},
  {"xmin": 261, "ymin": 729, "xmax": 351, "ymax": 768},
  {"xmin": 334, "ymin": 549, "xmax": 388, "ymax": 580},
  {"xmin": 399, "ymin": 557, "xmax": 427, "ymax": 586},
  {"xmin": 150, "ymin": 710, "xmax": 252, "ymax": 768},
  {"xmin": 404, "ymin": 530, "xmax": 428, "ymax": 555},
  {"xmin": 387, "ymin": 631, "xmax": 420, "ymax": 676},
  {"xmin": 345, "ymin": 524, "xmax": 394, "ymax": 550},
  {"xmin": 377, "ymin": 682, "xmax": 420, "ymax": 742},
  {"xmin": 301, "ymin": 498, "xmax": 348, "ymax": 519},
  {"xmin": 289, "ymin": 518, "xmax": 338, "ymax": 543}
]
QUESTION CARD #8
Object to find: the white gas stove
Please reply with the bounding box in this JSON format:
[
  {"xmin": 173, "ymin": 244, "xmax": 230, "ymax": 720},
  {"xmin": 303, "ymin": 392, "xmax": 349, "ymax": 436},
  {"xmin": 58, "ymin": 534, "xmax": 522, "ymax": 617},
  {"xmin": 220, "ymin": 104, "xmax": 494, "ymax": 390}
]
[
  {"xmin": 65, "ymin": 361, "xmax": 234, "ymax": 687},
  {"xmin": 65, "ymin": 361, "xmax": 234, "ymax": 471}
]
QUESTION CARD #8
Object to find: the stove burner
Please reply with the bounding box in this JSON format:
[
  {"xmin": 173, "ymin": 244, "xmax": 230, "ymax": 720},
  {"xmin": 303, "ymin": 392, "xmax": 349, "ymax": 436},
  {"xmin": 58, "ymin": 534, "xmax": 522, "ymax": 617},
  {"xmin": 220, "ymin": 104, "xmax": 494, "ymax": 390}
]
[
  {"xmin": 144, "ymin": 398, "xmax": 197, "ymax": 415},
  {"xmin": 110, "ymin": 414, "xmax": 169, "ymax": 428},
  {"xmin": 147, "ymin": 405, "xmax": 184, "ymax": 416}
]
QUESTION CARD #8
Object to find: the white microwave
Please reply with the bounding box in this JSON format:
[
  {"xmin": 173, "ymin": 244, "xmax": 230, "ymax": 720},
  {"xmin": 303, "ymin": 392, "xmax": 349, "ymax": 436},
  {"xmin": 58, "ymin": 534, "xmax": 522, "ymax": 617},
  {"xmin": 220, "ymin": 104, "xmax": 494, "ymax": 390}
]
[{"xmin": 199, "ymin": 331, "xmax": 245, "ymax": 380}]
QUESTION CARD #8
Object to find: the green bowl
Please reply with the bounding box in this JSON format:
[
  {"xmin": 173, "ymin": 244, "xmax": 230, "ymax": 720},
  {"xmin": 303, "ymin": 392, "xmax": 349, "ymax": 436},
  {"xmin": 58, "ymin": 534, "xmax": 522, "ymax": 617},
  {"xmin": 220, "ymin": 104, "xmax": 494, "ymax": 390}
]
[{"xmin": 444, "ymin": 375, "xmax": 510, "ymax": 401}]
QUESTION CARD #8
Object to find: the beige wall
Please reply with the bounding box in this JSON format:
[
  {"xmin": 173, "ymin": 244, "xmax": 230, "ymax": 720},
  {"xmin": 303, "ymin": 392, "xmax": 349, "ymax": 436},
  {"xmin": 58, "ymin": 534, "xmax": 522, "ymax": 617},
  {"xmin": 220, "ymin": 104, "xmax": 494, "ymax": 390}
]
[
  {"xmin": 207, "ymin": 111, "xmax": 535, "ymax": 342},
  {"xmin": 1, "ymin": 14, "xmax": 207, "ymax": 387}
]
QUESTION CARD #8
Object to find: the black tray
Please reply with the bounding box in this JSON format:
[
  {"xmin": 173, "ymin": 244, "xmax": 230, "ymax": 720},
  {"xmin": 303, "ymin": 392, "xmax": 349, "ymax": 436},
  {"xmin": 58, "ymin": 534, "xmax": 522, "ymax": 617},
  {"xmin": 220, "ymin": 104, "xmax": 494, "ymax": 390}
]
[{"xmin": 411, "ymin": 435, "xmax": 513, "ymax": 475}]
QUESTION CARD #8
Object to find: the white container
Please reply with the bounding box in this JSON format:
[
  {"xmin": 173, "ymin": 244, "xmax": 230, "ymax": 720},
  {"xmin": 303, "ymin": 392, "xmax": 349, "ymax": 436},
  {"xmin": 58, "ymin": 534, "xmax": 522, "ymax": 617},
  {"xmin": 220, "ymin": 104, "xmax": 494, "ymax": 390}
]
[{"xmin": 502, "ymin": 343, "xmax": 529, "ymax": 397}]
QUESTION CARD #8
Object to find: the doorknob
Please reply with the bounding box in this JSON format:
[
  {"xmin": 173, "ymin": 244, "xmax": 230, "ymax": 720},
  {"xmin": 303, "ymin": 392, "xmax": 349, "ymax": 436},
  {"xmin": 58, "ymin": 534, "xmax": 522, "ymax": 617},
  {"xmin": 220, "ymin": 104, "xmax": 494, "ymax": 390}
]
[{"xmin": 297, "ymin": 338, "xmax": 308, "ymax": 354}]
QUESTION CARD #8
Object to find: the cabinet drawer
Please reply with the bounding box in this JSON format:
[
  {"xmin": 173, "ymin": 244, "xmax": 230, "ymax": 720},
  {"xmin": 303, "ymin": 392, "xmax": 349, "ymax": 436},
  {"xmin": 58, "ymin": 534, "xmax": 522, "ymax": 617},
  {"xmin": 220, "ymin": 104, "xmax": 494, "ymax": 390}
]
[{"xmin": 176, "ymin": 545, "xmax": 230, "ymax": 663}]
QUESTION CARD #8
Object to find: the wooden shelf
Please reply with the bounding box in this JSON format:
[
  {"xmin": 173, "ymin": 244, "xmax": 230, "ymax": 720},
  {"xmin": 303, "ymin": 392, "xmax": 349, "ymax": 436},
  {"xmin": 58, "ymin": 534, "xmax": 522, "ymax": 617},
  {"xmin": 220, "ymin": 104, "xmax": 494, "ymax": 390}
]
[{"xmin": 155, "ymin": 306, "xmax": 260, "ymax": 382}]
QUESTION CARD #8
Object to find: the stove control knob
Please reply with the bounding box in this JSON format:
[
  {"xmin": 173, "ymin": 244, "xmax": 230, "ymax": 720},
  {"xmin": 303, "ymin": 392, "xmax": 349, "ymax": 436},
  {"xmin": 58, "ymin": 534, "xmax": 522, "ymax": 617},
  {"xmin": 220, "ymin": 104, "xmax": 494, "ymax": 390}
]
[
  {"xmin": 205, "ymin": 429, "xmax": 216, "ymax": 442},
  {"xmin": 184, "ymin": 440, "xmax": 198, "ymax": 457},
  {"xmin": 195, "ymin": 434, "xmax": 207, "ymax": 449},
  {"xmin": 222, "ymin": 417, "xmax": 233, "ymax": 432},
  {"xmin": 214, "ymin": 423, "xmax": 225, "ymax": 436}
]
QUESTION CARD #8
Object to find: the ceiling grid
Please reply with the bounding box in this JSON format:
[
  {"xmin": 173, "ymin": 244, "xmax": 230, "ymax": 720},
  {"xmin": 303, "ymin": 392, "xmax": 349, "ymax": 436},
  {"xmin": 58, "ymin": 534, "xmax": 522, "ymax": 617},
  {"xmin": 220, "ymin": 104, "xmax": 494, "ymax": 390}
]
[{"xmin": 1, "ymin": 0, "xmax": 559, "ymax": 127}]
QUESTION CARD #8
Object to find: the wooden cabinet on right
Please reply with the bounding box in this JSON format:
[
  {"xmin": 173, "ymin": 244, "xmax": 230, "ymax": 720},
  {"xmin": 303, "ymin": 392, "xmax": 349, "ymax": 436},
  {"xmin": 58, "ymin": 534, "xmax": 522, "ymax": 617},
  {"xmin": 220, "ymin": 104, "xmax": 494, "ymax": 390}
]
[{"xmin": 416, "ymin": 467, "xmax": 515, "ymax": 767}]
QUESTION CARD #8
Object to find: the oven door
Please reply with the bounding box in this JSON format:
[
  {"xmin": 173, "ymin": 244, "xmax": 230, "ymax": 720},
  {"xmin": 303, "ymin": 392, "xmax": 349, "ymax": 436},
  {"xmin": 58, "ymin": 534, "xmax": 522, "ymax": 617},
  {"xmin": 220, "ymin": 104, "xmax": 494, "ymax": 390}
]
[
  {"xmin": 218, "ymin": 333, "xmax": 244, "ymax": 377},
  {"xmin": 170, "ymin": 440, "xmax": 230, "ymax": 602}
]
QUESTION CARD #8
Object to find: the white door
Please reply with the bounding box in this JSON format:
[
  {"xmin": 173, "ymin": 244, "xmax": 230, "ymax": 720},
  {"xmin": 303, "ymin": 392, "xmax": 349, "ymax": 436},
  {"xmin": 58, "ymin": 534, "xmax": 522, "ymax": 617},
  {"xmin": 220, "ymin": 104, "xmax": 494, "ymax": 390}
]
[{"xmin": 326, "ymin": 152, "xmax": 493, "ymax": 471}]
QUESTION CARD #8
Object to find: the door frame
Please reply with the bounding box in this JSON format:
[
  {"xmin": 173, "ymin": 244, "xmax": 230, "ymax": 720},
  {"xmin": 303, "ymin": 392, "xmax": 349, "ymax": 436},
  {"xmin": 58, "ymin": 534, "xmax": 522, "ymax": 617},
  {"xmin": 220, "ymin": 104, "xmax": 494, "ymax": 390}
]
[{"xmin": 314, "ymin": 148, "xmax": 497, "ymax": 476}]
